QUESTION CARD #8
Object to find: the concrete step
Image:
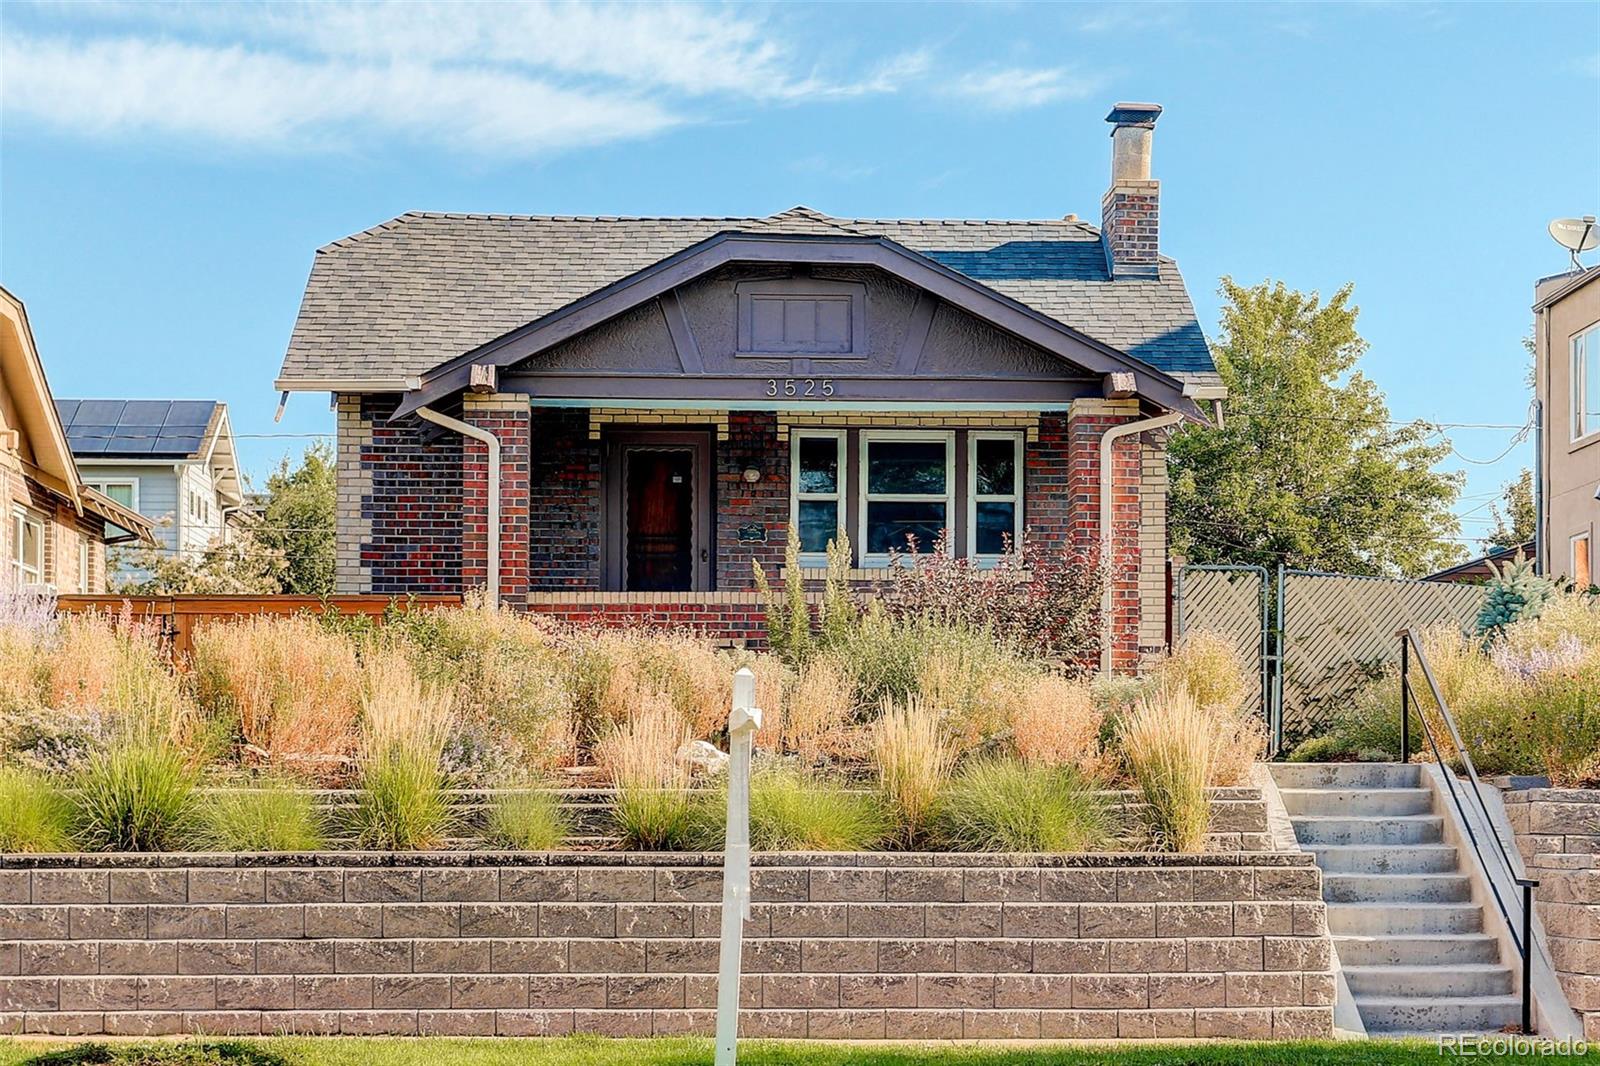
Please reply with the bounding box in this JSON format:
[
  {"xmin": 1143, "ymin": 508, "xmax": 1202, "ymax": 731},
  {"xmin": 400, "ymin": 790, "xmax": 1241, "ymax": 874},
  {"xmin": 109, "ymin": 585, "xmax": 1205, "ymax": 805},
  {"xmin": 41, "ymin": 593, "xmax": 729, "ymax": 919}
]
[
  {"xmin": 1327, "ymin": 902, "xmax": 1484, "ymax": 935},
  {"xmin": 1279, "ymin": 787, "xmax": 1434, "ymax": 818},
  {"xmin": 1323, "ymin": 872, "xmax": 1472, "ymax": 903},
  {"xmin": 1334, "ymin": 933, "xmax": 1503, "ymax": 967},
  {"xmin": 1308, "ymin": 844, "xmax": 1459, "ymax": 874},
  {"xmin": 1270, "ymin": 762, "xmax": 1423, "ymax": 790},
  {"xmin": 1355, "ymin": 994, "xmax": 1521, "ymax": 1034},
  {"xmin": 1343, "ymin": 964, "xmax": 1514, "ymax": 999},
  {"xmin": 1292, "ymin": 814, "xmax": 1443, "ymax": 846}
]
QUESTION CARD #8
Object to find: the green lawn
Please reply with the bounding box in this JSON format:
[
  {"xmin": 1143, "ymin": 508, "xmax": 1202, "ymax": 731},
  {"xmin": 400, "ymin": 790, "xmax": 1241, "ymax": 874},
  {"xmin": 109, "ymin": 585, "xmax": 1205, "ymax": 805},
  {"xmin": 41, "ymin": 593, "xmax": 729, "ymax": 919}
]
[{"xmin": 1, "ymin": 1038, "xmax": 1596, "ymax": 1066}]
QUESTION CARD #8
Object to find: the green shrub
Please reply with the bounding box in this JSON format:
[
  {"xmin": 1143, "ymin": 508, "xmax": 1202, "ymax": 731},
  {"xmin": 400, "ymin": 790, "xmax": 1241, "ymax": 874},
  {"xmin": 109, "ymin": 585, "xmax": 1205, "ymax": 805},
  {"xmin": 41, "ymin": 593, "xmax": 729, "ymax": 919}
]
[
  {"xmin": 1476, "ymin": 555, "xmax": 1555, "ymax": 640},
  {"xmin": 0, "ymin": 766, "xmax": 73, "ymax": 852},
  {"xmin": 747, "ymin": 767, "xmax": 889, "ymax": 851},
  {"xmin": 71, "ymin": 742, "xmax": 197, "ymax": 851},
  {"xmin": 931, "ymin": 757, "xmax": 1111, "ymax": 853},
  {"xmin": 485, "ymin": 790, "xmax": 569, "ymax": 851},
  {"xmin": 350, "ymin": 750, "xmax": 455, "ymax": 850},
  {"xmin": 191, "ymin": 782, "xmax": 327, "ymax": 852}
]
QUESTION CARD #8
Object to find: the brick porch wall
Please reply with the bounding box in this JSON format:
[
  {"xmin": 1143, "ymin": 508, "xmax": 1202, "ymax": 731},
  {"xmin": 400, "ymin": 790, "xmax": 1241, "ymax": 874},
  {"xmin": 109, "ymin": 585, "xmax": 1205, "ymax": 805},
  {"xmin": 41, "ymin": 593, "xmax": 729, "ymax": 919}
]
[
  {"xmin": 0, "ymin": 853, "xmax": 1333, "ymax": 1040},
  {"xmin": 338, "ymin": 398, "xmax": 1167, "ymax": 669}
]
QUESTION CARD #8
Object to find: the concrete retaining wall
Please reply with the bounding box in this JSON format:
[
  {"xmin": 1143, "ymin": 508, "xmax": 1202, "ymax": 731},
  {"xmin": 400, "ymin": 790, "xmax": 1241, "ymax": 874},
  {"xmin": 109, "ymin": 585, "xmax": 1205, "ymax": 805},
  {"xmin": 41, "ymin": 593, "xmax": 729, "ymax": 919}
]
[{"xmin": 0, "ymin": 852, "xmax": 1333, "ymax": 1040}]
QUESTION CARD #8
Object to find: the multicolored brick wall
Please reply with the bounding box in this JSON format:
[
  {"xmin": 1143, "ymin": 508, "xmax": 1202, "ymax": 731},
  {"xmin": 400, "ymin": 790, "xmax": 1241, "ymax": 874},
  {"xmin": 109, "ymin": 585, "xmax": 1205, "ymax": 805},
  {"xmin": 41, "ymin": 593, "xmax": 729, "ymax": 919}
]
[
  {"xmin": 0, "ymin": 853, "xmax": 1333, "ymax": 1040},
  {"xmin": 525, "ymin": 592, "xmax": 768, "ymax": 646},
  {"xmin": 338, "ymin": 394, "xmax": 464, "ymax": 596}
]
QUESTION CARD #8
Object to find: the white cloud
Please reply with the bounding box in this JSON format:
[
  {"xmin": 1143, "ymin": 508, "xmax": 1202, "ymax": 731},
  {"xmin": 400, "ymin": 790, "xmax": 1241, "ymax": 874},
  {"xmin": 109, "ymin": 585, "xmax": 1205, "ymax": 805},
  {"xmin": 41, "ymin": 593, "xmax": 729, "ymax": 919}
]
[
  {"xmin": 948, "ymin": 67, "xmax": 1102, "ymax": 111},
  {"xmin": 1, "ymin": 31, "xmax": 680, "ymax": 154},
  {"xmin": 0, "ymin": 2, "xmax": 1105, "ymax": 156}
]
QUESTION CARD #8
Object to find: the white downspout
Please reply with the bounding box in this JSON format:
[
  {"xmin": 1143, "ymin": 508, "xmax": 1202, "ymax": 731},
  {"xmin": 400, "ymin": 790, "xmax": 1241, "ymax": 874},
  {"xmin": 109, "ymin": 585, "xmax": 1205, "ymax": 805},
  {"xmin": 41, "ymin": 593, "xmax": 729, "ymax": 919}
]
[
  {"xmin": 1099, "ymin": 410, "xmax": 1185, "ymax": 676},
  {"xmin": 417, "ymin": 406, "xmax": 501, "ymax": 609}
]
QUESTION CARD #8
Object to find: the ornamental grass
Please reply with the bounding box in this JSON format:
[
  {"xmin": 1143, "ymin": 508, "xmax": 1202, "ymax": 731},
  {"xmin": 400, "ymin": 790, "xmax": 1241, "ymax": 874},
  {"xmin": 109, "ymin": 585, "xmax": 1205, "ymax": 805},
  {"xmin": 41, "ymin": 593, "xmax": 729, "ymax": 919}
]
[
  {"xmin": 350, "ymin": 653, "xmax": 456, "ymax": 850},
  {"xmin": 931, "ymin": 757, "xmax": 1112, "ymax": 853},
  {"xmin": 191, "ymin": 780, "xmax": 328, "ymax": 852},
  {"xmin": 869, "ymin": 696, "xmax": 952, "ymax": 846},
  {"xmin": 598, "ymin": 700, "xmax": 701, "ymax": 850},
  {"xmin": 1116, "ymin": 685, "xmax": 1218, "ymax": 853},
  {"xmin": 484, "ymin": 790, "xmax": 570, "ymax": 851},
  {"xmin": 0, "ymin": 766, "xmax": 74, "ymax": 853}
]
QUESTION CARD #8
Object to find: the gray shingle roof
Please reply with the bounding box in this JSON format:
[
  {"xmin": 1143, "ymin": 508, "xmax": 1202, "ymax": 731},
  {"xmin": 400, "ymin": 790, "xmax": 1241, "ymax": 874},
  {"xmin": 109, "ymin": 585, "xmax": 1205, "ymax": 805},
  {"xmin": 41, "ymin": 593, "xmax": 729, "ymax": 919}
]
[{"xmin": 278, "ymin": 206, "xmax": 1216, "ymax": 387}]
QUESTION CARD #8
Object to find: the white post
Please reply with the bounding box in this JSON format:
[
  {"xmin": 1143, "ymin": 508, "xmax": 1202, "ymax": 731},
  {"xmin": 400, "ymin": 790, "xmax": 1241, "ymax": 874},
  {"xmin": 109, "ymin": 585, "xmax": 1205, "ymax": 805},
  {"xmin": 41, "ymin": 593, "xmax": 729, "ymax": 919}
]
[{"xmin": 714, "ymin": 667, "xmax": 761, "ymax": 1066}]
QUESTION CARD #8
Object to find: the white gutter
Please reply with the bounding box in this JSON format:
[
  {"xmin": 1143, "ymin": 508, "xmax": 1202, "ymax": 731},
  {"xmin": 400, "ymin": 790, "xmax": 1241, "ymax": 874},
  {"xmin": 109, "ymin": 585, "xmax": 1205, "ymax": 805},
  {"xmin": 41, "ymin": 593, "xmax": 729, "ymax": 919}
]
[
  {"xmin": 1099, "ymin": 410, "xmax": 1185, "ymax": 676},
  {"xmin": 416, "ymin": 406, "xmax": 501, "ymax": 608}
]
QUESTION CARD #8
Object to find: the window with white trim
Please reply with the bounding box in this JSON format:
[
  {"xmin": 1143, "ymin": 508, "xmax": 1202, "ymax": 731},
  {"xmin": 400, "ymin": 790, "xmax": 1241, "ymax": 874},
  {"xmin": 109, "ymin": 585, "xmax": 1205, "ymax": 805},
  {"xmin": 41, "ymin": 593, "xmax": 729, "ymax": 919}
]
[
  {"xmin": 790, "ymin": 430, "xmax": 846, "ymax": 560},
  {"xmin": 968, "ymin": 431, "xmax": 1024, "ymax": 558},
  {"xmin": 1575, "ymin": 323, "xmax": 1600, "ymax": 440},
  {"xmin": 84, "ymin": 478, "xmax": 139, "ymax": 510},
  {"xmin": 859, "ymin": 430, "xmax": 954, "ymax": 559},
  {"xmin": 11, "ymin": 508, "xmax": 44, "ymax": 587}
]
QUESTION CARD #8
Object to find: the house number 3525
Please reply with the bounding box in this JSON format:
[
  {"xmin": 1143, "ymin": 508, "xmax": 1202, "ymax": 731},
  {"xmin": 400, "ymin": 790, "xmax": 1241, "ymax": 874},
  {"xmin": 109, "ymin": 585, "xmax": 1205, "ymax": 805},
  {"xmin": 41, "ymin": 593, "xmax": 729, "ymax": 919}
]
[{"xmin": 765, "ymin": 378, "xmax": 835, "ymax": 398}]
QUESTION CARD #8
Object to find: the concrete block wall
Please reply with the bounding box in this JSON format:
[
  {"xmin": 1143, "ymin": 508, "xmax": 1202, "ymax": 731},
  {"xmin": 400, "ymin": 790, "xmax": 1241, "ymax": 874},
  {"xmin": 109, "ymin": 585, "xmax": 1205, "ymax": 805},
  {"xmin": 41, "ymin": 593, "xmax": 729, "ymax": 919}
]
[
  {"xmin": 0, "ymin": 853, "xmax": 1332, "ymax": 1040},
  {"xmin": 1525, "ymin": 853, "xmax": 1600, "ymax": 1041}
]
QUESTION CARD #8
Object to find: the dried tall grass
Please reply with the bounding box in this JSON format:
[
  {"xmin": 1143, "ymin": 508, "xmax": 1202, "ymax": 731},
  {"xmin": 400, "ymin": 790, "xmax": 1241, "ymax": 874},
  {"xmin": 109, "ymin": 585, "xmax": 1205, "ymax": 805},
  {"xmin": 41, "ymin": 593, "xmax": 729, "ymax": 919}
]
[
  {"xmin": 1009, "ymin": 674, "xmax": 1108, "ymax": 779},
  {"xmin": 596, "ymin": 700, "xmax": 700, "ymax": 850},
  {"xmin": 870, "ymin": 696, "xmax": 952, "ymax": 845},
  {"xmin": 778, "ymin": 656, "xmax": 856, "ymax": 763},
  {"xmin": 1158, "ymin": 631, "xmax": 1249, "ymax": 713},
  {"xmin": 190, "ymin": 616, "xmax": 361, "ymax": 770},
  {"xmin": 49, "ymin": 610, "xmax": 193, "ymax": 748},
  {"xmin": 351, "ymin": 652, "xmax": 456, "ymax": 849},
  {"xmin": 1117, "ymin": 685, "xmax": 1219, "ymax": 852}
]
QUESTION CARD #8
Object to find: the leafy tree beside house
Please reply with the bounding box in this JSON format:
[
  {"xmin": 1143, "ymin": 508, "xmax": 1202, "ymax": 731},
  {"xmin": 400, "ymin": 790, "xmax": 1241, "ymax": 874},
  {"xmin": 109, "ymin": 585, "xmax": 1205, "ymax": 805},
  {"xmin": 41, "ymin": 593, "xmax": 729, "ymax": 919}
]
[
  {"xmin": 1169, "ymin": 278, "xmax": 1464, "ymax": 578},
  {"xmin": 111, "ymin": 444, "xmax": 335, "ymax": 595},
  {"xmin": 1484, "ymin": 469, "xmax": 1535, "ymax": 553}
]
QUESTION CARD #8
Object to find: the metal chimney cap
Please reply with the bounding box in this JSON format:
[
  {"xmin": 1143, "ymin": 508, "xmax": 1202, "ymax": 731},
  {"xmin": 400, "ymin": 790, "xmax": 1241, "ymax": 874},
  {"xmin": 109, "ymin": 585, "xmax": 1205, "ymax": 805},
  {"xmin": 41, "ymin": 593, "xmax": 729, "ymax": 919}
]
[{"xmin": 1106, "ymin": 102, "xmax": 1164, "ymax": 127}]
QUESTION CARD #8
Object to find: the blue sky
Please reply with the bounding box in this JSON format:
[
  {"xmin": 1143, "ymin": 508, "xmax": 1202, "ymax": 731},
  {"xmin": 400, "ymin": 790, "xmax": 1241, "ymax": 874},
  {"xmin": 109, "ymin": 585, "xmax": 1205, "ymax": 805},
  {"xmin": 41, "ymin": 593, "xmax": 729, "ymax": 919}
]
[{"xmin": 2, "ymin": 1, "xmax": 1597, "ymax": 556}]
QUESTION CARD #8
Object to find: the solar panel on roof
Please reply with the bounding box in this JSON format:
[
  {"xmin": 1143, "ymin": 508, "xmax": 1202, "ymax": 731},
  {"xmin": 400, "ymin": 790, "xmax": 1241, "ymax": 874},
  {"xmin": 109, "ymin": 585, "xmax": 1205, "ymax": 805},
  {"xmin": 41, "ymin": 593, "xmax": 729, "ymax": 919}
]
[
  {"xmin": 54, "ymin": 400, "xmax": 80, "ymax": 423},
  {"xmin": 76, "ymin": 400, "xmax": 125, "ymax": 424},
  {"xmin": 66, "ymin": 426, "xmax": 117, "ymax": 454},
  {"xmin": 156, "ymin": 432, "xmax": 206, "ymax": 454},
  {"xmin": 165, "ymin": 400, "xmax": 216, "ymax": 425},
  {"xmin": 119, "ymin": 400, "xmax": 172, "ymax": 426}
]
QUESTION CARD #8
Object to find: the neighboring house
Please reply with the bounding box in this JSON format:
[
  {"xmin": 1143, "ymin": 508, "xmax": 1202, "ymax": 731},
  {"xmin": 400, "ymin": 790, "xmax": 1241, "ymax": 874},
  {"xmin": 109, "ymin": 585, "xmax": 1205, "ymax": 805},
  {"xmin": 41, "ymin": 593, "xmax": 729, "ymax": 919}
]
[
  {"xmin": 1533, "ymin": 264, "xmax": 1600, "ymax": 589},
  {"xmin": 275, "ymin": 102, "xmax": 1224, "ymax": 669},
  {"xmin": 54, "ymin": 399, "xmax": 247, "ymax": 579},
  {"xmin": 0, "ymin": 288, "xmax": 154, "ymax": 593},
  {"xmin": 1424, "ymin": 540, "xmax": 1536, "ymax": 585}
]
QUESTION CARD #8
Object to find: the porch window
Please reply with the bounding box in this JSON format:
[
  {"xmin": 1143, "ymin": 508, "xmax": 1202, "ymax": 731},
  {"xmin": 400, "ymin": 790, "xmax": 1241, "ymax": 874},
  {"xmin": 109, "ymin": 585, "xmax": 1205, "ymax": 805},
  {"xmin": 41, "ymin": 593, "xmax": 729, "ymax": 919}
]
[
  {"xmin": 859, "ymin": 430, "xmax": 954, "ymax": 557},
  {"xmin": 791, "ymin": 430, "xmax": 846, "ymax": 558},
  {"xmin": 968, "ymin": 431, "xmax": 1023, "ymax": 558},
  {"xmin": 10, "ymin": 508, "xmax": 44, "ymax": 587}
]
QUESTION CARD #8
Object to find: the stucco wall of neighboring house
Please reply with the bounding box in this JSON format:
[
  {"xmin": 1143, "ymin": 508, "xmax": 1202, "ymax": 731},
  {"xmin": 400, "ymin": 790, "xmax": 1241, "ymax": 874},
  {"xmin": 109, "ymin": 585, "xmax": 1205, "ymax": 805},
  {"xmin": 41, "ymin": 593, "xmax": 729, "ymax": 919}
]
[{"xmin": 1537, "ymin": 271, "xmax": 1600, "ymax": 583}]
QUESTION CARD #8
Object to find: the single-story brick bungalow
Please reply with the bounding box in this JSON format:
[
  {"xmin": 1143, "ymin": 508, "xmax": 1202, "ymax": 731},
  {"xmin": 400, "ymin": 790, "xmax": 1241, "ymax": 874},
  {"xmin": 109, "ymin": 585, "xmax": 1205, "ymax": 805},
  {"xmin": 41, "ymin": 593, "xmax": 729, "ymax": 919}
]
[{"xmin": 275, "ymin": 103, "xmax": 1223, "ymax": 670}]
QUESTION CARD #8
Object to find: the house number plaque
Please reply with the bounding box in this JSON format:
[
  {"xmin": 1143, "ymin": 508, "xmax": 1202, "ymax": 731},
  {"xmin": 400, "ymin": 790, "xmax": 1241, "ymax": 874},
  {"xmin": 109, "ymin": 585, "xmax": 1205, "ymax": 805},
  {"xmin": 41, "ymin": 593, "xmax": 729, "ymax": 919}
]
[{"xmin": 764, "ymin": 378, "xmax": 835, "ymax": 398}]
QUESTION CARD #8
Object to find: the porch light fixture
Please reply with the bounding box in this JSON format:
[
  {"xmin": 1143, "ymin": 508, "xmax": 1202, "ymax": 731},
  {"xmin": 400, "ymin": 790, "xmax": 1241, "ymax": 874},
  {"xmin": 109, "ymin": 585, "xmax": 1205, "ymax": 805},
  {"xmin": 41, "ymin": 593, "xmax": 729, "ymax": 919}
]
[{"xmin": 742, "ymin": 467, "xmax": 762, "ymax": 483}]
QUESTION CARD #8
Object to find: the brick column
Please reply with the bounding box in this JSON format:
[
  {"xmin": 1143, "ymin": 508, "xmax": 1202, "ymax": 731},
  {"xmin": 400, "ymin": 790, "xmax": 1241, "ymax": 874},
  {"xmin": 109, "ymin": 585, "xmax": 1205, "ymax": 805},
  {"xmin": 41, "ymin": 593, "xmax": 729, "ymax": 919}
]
[
  {"xmin": 1067, "ymin": 398, "xmax": 1145, "ymax": 673},
  {"xmin": 462, "ymin": 395, "xmax": 531, "ymax": 605}
]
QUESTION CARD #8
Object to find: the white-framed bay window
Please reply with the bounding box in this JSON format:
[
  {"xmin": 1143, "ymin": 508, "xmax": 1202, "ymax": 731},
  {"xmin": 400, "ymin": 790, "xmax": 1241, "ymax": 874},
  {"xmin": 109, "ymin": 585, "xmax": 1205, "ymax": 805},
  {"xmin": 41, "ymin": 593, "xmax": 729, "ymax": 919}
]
[
  {"xmin": 858, "ymin": 429, "xmax": 955, "ymax": 561},
  {"xmin": 11, "ymin": 507, "xmax": 44, "ymax": 587},
  {"xmin": 790, "ymin": 429, "xmax": 848, "ymax": 562},
  {"xmin": 968, "ymin": 430, "xmax": 1024, "ymax": 559}
]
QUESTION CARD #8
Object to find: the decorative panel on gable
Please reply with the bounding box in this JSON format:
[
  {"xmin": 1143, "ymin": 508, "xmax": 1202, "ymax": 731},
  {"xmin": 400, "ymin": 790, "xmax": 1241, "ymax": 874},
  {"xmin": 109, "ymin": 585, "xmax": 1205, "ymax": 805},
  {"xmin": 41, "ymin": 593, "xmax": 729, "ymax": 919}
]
[{"xmin": 736, "ymin": 278, "xmax": 865, "ymax": 357}]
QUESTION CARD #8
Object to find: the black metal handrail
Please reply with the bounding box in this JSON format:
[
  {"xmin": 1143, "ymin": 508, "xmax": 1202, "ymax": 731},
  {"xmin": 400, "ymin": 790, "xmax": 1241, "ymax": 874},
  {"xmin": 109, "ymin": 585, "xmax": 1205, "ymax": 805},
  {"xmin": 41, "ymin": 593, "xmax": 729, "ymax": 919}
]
[{"xmin": 1398, "ymin": 628, "xmax": 1540, "ymax": 1034}]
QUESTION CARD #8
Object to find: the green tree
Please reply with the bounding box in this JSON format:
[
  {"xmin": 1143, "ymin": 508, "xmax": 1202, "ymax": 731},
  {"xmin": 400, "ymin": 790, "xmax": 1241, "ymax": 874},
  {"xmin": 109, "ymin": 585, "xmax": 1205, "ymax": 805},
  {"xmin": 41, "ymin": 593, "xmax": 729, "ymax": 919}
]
[
  {"xmin": 1484, "ymin": 469, "xmax": 1535, "ymax": 552},
  {"xmin": 255, "ymin": 442, "xmax": 337, "ymax": 595},
  {"xmin": 111, "ymin": 526, "xmax": 284, "ymax": 594},
  {"xmin": 1169, "ymin": 278, "xmax": 1464, "ymax": 577}
]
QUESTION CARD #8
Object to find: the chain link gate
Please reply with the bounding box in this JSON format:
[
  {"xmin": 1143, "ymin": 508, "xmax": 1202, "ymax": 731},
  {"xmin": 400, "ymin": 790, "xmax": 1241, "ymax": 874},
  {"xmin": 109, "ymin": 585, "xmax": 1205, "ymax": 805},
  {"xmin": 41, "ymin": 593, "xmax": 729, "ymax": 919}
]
[{"xmin": 1175, "ymin": 565, "xmax": 1488, "ymax": 755}]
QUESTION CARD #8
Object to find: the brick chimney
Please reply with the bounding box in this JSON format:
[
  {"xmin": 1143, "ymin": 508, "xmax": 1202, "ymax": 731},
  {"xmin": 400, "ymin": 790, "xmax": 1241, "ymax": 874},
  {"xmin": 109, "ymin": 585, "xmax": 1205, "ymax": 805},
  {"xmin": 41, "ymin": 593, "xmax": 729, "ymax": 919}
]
[{"xmin": 1100, "ymin": 102, "xmax": 1163, "ymax": 279}]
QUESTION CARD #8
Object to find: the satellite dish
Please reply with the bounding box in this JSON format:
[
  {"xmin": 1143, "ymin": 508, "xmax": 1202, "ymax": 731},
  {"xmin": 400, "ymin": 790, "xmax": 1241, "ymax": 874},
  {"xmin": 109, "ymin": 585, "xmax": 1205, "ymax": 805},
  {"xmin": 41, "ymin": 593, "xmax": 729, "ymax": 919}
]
[{"xmin": 1549, "ymin": 216, "xmax": 1598, "ymax": 268}]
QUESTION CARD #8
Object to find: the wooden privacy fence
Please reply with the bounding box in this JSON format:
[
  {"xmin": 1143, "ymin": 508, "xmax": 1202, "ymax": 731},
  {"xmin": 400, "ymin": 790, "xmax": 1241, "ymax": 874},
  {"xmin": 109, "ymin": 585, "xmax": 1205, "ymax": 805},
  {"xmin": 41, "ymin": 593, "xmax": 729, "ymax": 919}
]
[
  {"xmin": 1176, "ymin": 566, "xmax": 1488, "ymax": 752},
  {"xmin": 54, "ymin": 594, "xmax": 462, "ymax": 661}
]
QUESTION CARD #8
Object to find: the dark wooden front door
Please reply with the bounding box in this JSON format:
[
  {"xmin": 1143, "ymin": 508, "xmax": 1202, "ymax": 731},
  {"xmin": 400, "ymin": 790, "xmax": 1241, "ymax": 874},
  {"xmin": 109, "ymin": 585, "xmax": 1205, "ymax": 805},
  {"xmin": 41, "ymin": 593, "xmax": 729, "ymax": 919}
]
[{"xmin": 625, "ymin": 449, "xmax": 694, "ymax": 591}]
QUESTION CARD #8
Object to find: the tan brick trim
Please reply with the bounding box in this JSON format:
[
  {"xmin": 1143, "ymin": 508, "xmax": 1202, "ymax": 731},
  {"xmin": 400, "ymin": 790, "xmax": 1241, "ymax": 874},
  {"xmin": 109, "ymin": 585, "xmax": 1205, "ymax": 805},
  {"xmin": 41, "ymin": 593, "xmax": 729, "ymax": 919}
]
[
  {"xmin": 588, "ymin": 408, "xmax": 732, "ymax": 441},
  {"xmin": 774, "ymin": 412, "xmax": 1041, "ymax": 443}
]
